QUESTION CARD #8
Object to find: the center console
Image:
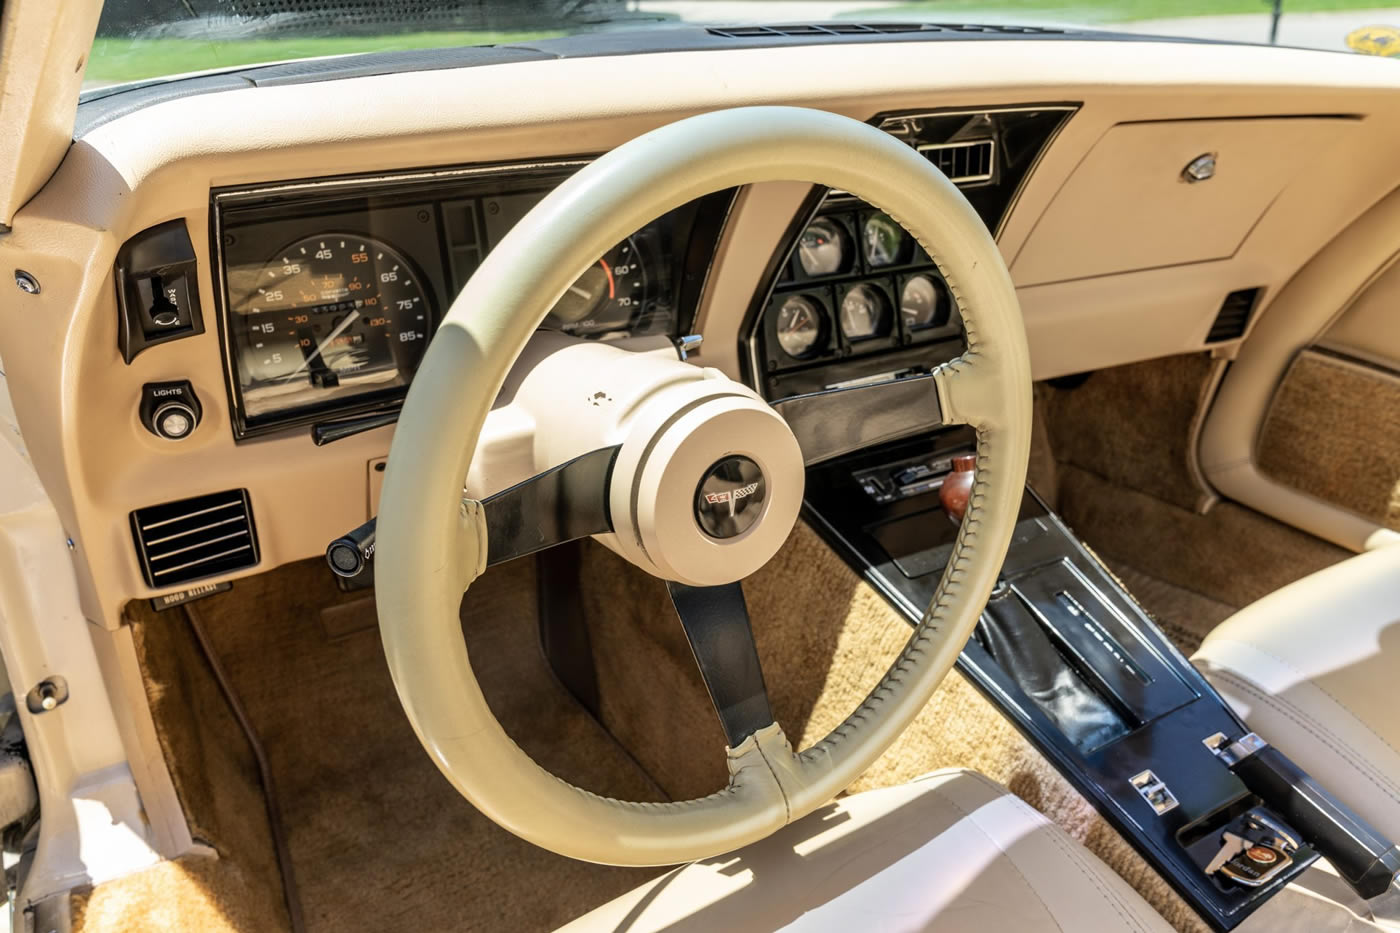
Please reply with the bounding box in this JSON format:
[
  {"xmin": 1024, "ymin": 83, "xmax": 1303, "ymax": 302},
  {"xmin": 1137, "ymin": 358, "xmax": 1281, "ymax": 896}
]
[{"xmin": 805, "ymin": 430, "xmax": 1326, "ymax": 930}]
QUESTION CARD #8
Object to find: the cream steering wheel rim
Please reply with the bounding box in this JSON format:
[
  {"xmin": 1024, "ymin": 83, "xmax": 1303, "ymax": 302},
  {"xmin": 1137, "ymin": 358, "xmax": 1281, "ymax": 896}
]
[{"xmin": 375, "ymin": 106, "xmax": 1033, "ymax": 867}]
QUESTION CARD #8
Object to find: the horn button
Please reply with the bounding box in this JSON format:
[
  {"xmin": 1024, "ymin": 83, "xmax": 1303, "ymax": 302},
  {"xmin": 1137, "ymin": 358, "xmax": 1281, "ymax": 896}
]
[
  {"xmin": 605, "ymin": 383, "xmax": 804, "ymax": 588},
  {"xmin": 696, "ymin": 456, "xmax": 766, "ymax": 539}
]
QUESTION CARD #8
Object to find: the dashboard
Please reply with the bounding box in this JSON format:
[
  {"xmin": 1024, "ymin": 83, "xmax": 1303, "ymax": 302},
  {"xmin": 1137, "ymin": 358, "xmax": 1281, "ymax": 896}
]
[
  {"xmin": 9, "ymin": 33, "xmax": 1400, "ymax": 893},
  {"xmin": 167, "ymin": 104, "xmax": 1071, "ymax": 444},
  {"xmin": 210, "ymin": 166, "xmax": 733, "ymax": 438},
  {"xmin": 8, "ymin": 32, "xmax": 1398, "ymax": 623}
]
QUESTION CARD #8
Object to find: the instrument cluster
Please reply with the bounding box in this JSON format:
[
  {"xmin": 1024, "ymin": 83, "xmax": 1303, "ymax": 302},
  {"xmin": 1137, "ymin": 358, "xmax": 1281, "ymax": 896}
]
[
  {"xmin": 754, "ymin": 197, "xmax": 964, "ymax": 398},
  {"xmin": 214, "ymin": 164, "xmax": 732, "ymax": 439}
]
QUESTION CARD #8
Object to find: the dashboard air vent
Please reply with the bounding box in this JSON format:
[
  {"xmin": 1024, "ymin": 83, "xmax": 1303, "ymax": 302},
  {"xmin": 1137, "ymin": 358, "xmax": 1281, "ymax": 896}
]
[
  {"xmin": 918, "ymin": 139, "xmax": 995, "ymax": 184},
  {"xmin": 131, "ymin": 489, "xmax": 259, "ymax": 588},
  {"xmin": 1206, "ymin": 288, "xmax": 1262, "ymax": 343},
  {"xmin": 706, "ymin": 23, "xmax": 1066, "ymax": 38}
]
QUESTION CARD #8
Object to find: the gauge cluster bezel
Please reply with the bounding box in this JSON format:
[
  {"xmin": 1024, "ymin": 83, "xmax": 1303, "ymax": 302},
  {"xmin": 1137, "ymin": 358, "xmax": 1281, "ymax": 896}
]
[
  {"xmin": 742, "ymin": 103, "xmax": 1078, "ymax": 402},
  {"xmin": 211, "ymin": 160, "xmax": 735, "ymax": 440}
]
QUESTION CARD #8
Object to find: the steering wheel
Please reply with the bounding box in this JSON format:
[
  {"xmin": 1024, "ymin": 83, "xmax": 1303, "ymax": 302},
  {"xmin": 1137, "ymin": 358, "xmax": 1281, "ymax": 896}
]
[{"xmin": 374, "ymin": 106, "xmax": 1032, "ymax": 867}]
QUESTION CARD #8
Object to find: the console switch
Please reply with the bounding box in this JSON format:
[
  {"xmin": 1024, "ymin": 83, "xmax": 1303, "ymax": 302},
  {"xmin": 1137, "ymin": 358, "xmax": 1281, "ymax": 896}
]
[
  {"xmin": 116, "ymin": 220, "xmax": 205, "ymax": 363},
  {"xmin": 140, "ymin": 381, "xmax": 202, "ymax": 441}
]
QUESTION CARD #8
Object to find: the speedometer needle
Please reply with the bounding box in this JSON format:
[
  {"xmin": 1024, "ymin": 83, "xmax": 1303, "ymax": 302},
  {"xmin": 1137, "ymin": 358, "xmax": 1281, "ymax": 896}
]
[{"xmin": 284, "ymin": 310, "xmax": 359, "ymax": 381}]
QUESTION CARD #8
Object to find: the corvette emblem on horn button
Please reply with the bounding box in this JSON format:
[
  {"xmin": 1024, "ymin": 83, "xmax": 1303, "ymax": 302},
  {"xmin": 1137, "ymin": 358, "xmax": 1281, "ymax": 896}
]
[{"xmin": 695, "ymin": 456, "xmax": 766, "ymax": 539}]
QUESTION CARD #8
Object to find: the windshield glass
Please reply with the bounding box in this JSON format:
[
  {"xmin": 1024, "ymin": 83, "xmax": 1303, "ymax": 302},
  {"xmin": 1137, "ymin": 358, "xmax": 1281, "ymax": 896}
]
[{"xmin": 87, "ymin": 1, "xmax": 1400, "ymax": 88}]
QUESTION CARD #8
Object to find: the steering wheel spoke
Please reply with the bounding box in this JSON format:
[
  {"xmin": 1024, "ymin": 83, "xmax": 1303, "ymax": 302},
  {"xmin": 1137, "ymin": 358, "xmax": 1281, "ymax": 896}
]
[
  {"xmin": 771, "ymin": 372, "xmax": 944, "ymax": 466},
  {"xmin": 480, "ymin": 445, "xmax": 620, "ymax": 566},
  {"xmin": 326, "ymin": 444, "xmax": 620, "ymax": 579},
  {"xmin": 666, "ymin": 580, "xmax": 775, "ymax": 748},
  {"xmin": 930, "ymin": 357, "xmax": 1000, "ymax": 429}
]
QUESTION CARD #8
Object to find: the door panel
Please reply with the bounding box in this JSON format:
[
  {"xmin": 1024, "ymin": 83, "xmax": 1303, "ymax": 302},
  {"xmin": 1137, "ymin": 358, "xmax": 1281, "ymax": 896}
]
[{"xmin": 1257, "ymin": 350, "xmax": 1400, "ymax": 531}]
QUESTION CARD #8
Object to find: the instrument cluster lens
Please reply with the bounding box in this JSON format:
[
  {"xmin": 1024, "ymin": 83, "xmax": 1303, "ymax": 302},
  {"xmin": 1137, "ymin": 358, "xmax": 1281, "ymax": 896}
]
[
  {"xmin": 840, "ymin": 284, "xmax": 891, "ymax": 341},
  {"xmin": 775, "ymin": 295, "xmax": 826, "ymax": 358},
  {"xmin": 900, "ymin": 274, "xmax": 950, "ymax": 331},
  {"xmin": 796, "ymin": 218, "xmax": 848, "ymax": 277},
  {"xmin": 862, "ymin": 213, "xmax": 912, "ymax": 268}
]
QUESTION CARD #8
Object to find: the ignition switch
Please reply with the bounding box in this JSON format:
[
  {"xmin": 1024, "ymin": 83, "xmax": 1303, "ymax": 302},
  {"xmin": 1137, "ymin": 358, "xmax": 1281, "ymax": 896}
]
[{"xmin": 115, "ymin": 220, "xmax": 205, "ymax": 363}]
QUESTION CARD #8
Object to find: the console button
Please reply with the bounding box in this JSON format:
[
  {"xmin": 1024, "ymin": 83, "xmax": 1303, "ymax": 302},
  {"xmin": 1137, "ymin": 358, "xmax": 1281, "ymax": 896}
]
[{"xmin": 139, "ymin": 381, "xmax": 203, "ymax": 441}]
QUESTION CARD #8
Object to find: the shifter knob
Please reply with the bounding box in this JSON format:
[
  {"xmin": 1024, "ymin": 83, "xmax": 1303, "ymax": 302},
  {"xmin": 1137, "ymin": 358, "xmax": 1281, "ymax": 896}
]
[{"xmin": 939, "ymin": 453, "xmax": 977, "ymax": 524}]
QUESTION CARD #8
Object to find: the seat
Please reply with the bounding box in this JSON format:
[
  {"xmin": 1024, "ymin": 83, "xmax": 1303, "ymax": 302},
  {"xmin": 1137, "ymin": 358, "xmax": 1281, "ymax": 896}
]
[
  {"xmin": 1192, "ymin": 544, "xmax": 1400, "ymax": 842},
  {"xmin": 559, "ymin": 769, "xmax": 1172, "ymax": 932}
]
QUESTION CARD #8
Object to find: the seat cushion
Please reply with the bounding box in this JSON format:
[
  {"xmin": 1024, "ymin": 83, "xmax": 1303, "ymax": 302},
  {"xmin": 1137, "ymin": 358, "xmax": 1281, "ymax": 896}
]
[
  {"xmin": 558, "ymin": 769, "xmax": 1172, "ymax": 932},
  {"xmin": 1192, "ymin": 544, "xmax": 1400, "ymax": 842}
]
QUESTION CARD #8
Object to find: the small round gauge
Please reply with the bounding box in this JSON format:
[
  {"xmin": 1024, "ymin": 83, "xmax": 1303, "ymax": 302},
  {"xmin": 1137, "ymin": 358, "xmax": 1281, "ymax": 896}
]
[
  {"xmin": 839, "ymin": 284, "xmax": 891, "ymax": 341},
  {"xmin": 774, "ymin": 294, "xmax": 826, "ymax": 358},
  {"xmin": 796, "ymin": 218, "xmax": 848, "ymax": 277},
  {"xmin": 236, "ymin": 234, "xmax": 431, "ymax": 388},
  {"xmin": 546, "ymin": 236, "xmax": 648, "ymax": 335},
  {"xmin": 900, "ymin": 274, "xmax": 950, "ymax": 331},
  {"xmin": 863, "ymin": 213, "xmax": 912, "ymax": 268}
]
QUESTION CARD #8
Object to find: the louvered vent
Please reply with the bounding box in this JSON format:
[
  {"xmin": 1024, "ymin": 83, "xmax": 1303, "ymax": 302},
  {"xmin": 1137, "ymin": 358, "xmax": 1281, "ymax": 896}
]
[
  {"xmin": 1206, "ymin": 288, "xmax": 1262, "ymax": 343},
  {"xmin": 131, "ymin": 490, "xmax": 258, "ymax": 588},
  {"xmin": 918, "ymin": 140, "xmax": 995, "ymax": 184}
]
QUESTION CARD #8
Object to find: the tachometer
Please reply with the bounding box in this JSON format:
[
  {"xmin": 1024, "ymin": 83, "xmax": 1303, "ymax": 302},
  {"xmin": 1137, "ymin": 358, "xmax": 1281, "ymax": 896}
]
[
  {"xmin": 545, "ymin": 236, "xmax": 648, "ymax": 335},
  {"xmin": 230, "ymin": 234, "xmax": 431, "ymax": 419}
]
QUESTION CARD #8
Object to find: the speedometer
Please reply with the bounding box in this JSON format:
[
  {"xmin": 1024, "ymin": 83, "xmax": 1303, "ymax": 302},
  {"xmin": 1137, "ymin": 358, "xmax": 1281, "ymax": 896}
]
[{"xmin": 230, "ymin": 234, "xmax": 431, "ymax": 421}]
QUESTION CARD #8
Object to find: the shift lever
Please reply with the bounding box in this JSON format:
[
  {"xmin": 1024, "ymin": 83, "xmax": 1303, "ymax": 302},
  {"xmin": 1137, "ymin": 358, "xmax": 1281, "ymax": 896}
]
[
  {"xmin": 938, "ymin": 453, "xmax": 977, "ymax": 523},
  {"xmin": 1206, "ymin": 732, "xmax": 1400, "ymax": 899}
]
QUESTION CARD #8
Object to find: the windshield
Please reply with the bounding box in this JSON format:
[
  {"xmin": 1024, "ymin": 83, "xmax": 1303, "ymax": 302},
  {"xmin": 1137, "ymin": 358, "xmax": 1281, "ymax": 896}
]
[{"xmin": 87, "ymin": 0, "xmax": 1400, "ymax": 88}]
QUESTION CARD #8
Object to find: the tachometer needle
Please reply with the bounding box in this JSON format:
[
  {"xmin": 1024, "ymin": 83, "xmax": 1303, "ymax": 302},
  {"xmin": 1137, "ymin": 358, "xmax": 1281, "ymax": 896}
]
[
  {"xmin": 568, "ymin": 285, "xmax": 594, "ymax": 300},
  {"xmin": 284, "ymin": 310, "xmax": 359, "ymax": 381}
]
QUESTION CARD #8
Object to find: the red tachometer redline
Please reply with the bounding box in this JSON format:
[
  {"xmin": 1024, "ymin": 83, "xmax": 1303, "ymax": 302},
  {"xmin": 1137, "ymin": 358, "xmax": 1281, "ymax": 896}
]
[{"xmin": 600, "ymin": 258, "xmax": 616, "ymax": 298}]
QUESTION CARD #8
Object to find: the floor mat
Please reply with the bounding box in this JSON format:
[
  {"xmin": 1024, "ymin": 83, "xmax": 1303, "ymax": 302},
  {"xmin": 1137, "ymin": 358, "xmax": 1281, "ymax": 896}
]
[
  {"xmin": 1107, "ymin": 563, "xmax": 1238, "ymax": 656},
  {"xmin": 108, "ymin": 556, "xmax": 665, "ymax": 933},
  {"xmin": 579, "ymin": 523, "xmax": 1212, "ymax": 933},
  {"xmin": 1057, "ymin": 463, "xmax": 1346, "ymax": 609}
]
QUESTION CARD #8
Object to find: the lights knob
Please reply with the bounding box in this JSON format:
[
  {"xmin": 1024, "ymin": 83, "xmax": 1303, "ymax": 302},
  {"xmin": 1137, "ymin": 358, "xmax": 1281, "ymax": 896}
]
[{"xmin": 140, "ymin": 380, "xmax": 202, "ymax": 441}]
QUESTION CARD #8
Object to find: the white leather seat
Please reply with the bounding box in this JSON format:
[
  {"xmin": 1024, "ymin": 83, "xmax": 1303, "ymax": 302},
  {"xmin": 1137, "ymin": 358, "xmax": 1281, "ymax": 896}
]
[
  {"xmin": 1193, "ymin": 545, "xmax": 1400, "ymax": 842},
  {"xmin": 559, "ymin": 769, "xmax": 1172, "ymax": 932}
]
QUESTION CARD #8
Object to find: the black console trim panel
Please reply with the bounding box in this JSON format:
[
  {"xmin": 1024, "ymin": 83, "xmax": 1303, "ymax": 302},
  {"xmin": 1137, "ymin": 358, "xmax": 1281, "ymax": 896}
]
[{"xmin": 803, "ymin": 431, "xmax": 1319, "ymax": 931}]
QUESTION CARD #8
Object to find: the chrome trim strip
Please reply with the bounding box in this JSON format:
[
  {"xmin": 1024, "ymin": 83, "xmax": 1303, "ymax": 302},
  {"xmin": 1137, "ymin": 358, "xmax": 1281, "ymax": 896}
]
[
  {"xmin": 149, "ymin": 529, "xmax": 251, "ymax": 563},
  {"xmin": 140, "ymin": 500, "xmax": 243, "ymax": 531},
  {"xmin": 152, "ymin": 543, "xmax": 255, "ymax": 578},
  {"xmin": 144, "ymin": 514, "xmax": 246, "ymax": 547}
]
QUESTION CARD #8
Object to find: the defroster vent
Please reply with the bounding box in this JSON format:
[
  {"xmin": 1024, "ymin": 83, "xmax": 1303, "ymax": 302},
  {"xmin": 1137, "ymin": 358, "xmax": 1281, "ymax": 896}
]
[
  {"xmin": 1206, "ymin": 288, "xmax": 1262, "ymax": 343},
  {"xmin": 131, "ymin": 489, "xmax": 259, "ymax": 588}
]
